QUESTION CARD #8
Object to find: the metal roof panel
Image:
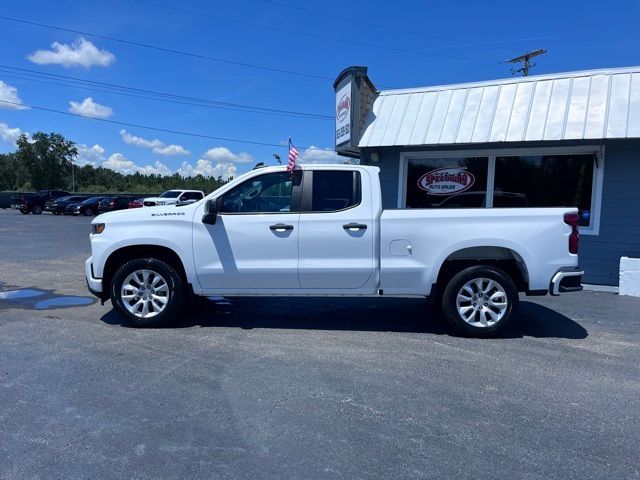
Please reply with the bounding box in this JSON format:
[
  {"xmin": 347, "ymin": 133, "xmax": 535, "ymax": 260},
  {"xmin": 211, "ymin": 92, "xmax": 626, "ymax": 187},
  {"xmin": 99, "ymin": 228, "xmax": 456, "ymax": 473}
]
[{"xmin": 358, "ymin": 66, "xmax": 640, "ymax": 147}]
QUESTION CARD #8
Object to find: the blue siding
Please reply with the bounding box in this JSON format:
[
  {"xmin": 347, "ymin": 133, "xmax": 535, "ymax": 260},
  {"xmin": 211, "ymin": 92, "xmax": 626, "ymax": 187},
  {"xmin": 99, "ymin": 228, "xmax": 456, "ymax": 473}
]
[
  {"xmin": 361, "ymin": 140, "xmax": 640, "ymax": 286},
  {"xmin": 581, "ymin": 140, "xmax": 640, "ymax": 285}
]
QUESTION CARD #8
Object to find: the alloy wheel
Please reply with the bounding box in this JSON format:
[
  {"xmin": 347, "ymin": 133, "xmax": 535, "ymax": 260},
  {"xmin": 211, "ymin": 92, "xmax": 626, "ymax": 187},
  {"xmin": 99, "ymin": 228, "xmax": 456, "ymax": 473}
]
[
  {"xmin": 455, "ymin": 277, "xmax": 508, "ymax": 327},
  {"xmin": 120, "ymin": 269, "xmax": 170, "ymax": 318}
]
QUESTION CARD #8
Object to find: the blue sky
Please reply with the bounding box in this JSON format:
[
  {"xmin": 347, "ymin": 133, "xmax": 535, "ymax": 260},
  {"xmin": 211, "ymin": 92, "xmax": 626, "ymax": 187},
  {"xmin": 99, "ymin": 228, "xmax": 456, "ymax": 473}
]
[{"xmin": 0, "ymin": 0, "xmax": 638, "ymax": 179}]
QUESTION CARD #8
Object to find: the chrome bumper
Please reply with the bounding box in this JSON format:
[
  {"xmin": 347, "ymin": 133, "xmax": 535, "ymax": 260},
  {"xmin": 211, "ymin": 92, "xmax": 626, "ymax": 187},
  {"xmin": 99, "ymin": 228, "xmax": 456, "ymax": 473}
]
[
  {"xmin": 85, "ymin": 257, "xmax": 103, "ymax": 295},
  {"xmin": 550, "ymin": 267, "xmax": 584, "ymax": 296}
]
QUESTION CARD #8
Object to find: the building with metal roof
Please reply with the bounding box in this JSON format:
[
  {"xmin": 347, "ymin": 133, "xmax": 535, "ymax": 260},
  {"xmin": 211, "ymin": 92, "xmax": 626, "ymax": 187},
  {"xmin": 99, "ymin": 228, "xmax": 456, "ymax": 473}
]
[{"xmin": 334, "ymin": 66, "xmax": 640, "ymax": 287}]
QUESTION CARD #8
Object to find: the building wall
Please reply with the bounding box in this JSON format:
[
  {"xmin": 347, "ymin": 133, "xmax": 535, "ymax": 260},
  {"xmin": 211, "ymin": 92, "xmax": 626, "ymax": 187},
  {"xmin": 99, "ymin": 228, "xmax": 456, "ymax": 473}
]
[
  {"xmin": 581, "ymin": 140, "xmax": 640, "ymax": 285},
  {"xmin": 360, "ymin": 139, "xmax": 640, "ymax": 286}
]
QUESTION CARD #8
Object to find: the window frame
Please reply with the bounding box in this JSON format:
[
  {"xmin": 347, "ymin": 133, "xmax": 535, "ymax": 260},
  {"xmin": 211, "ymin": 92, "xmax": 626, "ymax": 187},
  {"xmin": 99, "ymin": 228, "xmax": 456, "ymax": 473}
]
[
  {"xmin": 300, "ymin": 170, "xmax": 362, "ymax": 213},
  {"xmin": 218, "ymin": 170, "xmax": 303, "ymax": 215},
  {"xmin": 398, "ymin": 146, "xmax": 604, "ymax": 235}
]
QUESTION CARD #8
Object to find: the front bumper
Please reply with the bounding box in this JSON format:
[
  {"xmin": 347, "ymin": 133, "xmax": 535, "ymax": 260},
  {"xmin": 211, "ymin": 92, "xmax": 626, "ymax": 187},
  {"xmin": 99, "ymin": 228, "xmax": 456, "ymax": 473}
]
[
  {"xmin": 550, "ymin": 266, "xmax": 584, "ymax": 296},
  {"xmin": 85, "ymin": 257, "xmax": 103, "ymax": 297}
]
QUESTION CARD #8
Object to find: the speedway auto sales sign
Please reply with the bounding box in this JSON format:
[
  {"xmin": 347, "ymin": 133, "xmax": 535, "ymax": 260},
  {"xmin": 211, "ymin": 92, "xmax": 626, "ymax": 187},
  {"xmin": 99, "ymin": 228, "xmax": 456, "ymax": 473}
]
[
  {"xmin": 417, "ymin": 167, "xmax": 476, "ymax": 196},
  {"xmin": 335, "ymin": 81, "xmax": 351, "ymax": 145}
]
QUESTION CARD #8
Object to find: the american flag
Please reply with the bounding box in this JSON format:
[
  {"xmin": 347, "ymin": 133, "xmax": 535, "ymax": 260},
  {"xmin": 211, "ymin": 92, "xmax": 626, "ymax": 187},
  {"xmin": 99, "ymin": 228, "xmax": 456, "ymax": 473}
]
[{"xmin": 287, "ymin": 137, "xmax": 299, "ymax": 172}]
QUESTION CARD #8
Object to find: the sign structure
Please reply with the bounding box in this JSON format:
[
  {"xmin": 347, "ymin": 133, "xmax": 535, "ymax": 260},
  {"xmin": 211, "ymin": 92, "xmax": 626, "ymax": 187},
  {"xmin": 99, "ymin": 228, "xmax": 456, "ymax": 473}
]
[
  {"xmin": 335, "ymin": 81, "xmax": 351, "ymax": 145},
  {"xmin": 417, "ymin": 167, "xmax": 476, "ymax": 196}
]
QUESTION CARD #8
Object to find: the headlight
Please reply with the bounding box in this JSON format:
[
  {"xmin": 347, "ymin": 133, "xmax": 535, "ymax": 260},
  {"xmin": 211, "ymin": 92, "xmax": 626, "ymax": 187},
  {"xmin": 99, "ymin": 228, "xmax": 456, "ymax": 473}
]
[{"xmin": 92, "ymin": 223, "xmax": 106, "ymax": 235}]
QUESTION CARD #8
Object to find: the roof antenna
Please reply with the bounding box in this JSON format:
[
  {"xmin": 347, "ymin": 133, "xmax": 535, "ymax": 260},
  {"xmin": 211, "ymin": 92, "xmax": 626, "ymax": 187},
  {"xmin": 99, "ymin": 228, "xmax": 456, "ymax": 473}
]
[{"xmin": 506, "ymin": 49, "xmax": 547, "ymax": 76}]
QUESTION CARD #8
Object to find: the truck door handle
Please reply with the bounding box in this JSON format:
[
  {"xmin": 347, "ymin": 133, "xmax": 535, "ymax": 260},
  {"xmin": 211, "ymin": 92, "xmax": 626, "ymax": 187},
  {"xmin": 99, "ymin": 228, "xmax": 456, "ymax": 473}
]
[
  {"xmin": 270, "ymin": 223, "xmax": 294, "ymax": 232},
  {"xmin": 343, "ymin": 223, "xmax": 367, "ymax": 231}
]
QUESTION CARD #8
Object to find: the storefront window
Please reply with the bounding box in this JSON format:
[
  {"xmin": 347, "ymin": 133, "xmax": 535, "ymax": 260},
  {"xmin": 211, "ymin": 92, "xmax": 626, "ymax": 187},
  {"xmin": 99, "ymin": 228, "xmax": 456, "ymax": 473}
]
[
  {"xmin": 493, "ymin": 154, "xmax": 594, "ymax": 226},
  {"xmin": 405, "ymin": 157, "xmax": 488, "ymax": 208}
]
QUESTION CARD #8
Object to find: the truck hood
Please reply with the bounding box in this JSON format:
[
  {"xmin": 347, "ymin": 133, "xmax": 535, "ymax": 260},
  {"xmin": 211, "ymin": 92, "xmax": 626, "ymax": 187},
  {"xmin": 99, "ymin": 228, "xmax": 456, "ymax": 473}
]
[{"xmin": 93, "ymin": 204, "xmax": 193, "ymax": 224}]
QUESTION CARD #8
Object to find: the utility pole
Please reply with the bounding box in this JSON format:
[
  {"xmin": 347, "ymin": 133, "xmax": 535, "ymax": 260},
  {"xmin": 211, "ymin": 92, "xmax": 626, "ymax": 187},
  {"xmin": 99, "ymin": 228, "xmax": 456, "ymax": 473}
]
[{"xmin": 506, "ymin": 49, "xmax": 547, "ymax": 76}]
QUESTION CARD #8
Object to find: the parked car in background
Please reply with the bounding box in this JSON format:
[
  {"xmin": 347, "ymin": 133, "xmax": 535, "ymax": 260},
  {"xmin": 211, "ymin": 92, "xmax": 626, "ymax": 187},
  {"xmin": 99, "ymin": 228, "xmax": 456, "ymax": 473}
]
[
  {"xmin": 10, "ymin": 190, "xmax": 70, "ymax": 215},
  {"xmin": 128, "ymin": 198, "xmax": 145, "ymax": 209},
  {"xmin": 143, "ymin": 190, "xmax": 204, "ymax": 207},
  {"xmin": 64, "ymin": 196, "xmax": 109, "ymax": 216},
  {"xmin": 44, "ymin": 195, "xmax": 89, "ymax": 215},
  {"xmin": 98, "ymin": 196, "xmax": 132, "ymax": 213}
]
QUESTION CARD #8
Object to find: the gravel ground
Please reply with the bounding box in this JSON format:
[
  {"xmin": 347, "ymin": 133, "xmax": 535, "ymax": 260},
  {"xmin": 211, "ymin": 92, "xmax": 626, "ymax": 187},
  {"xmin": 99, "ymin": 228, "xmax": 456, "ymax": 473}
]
[{"xmin": 0, "ymin": 209, "xmax": 639, "ymax": 480}]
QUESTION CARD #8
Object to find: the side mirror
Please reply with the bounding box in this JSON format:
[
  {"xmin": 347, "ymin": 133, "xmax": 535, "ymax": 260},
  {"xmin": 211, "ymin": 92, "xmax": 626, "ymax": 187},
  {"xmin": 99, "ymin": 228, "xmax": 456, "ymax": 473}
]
[{"xmin": 201, "ymin": 197, "xmax": 223, "ymax": 225}]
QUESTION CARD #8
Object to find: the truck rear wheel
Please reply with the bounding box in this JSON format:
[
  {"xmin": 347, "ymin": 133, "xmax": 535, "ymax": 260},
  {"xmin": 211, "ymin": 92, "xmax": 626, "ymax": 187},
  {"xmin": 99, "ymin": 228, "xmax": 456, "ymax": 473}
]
[
  {"xmin": 19, "ymin": 208, "xmax": 30, "ymax": 215},
  {"xmin": 110, "ymin": 258, "xmax": 185, "ymax": 327},
  {"xmin": 441, "ymin": 266, "xmax": 518, "ymax": 337},
  {"xmin": 32, "ymin": 205, "xmax": 43, "ymax": 215}
]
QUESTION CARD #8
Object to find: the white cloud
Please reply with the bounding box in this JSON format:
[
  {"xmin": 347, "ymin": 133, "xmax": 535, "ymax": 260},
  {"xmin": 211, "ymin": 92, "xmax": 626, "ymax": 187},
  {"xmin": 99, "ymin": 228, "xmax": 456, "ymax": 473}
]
[
  {"xmin": 152, "ymin": 144, "xmax": 190, "ymax": 156},
  {"xmin": 75, "ymin": 144, "xmax": 106, "ymax": 166},
  {"xmin": 101, "ymin": 152, "xmax": 172, "ymax": 176},
  {"xmin": 177, "ymin": 158, "xmax": 236, "ymax": 180},
  {"xmin": 102, "ymin": 153, "xmax": 139, "ymax": 175},
  {"xmin": 0, "ymin": 81, "xmax": 28, "ymax": 110},
  {"xmin": 0, "ymin": 122, "xmax": 26, "ymax": 144},
  {"xmin": 119, "ymin": 129, "xmax": 190, "ymax": 156},
  {"xmin": 298, "ymin": 145, "xmax": 356, "ymax": 164},
  {"xmin": 28, "ymin": 37, "xmax": 115, "ymax": 68},
  {"xmin": 69, "ymin": 97, "xmax": 114, "ymax": 119},
  {"xmin": 120, "ymin": 129, "xmax": 162, "ymax": 149},
  {"xmin": 138, "ymin": 160, "xmax": 173, "ymax": 176},
  {"xmin": 203, "ymin": 146, "xmax": 252, "ymax": 163}
]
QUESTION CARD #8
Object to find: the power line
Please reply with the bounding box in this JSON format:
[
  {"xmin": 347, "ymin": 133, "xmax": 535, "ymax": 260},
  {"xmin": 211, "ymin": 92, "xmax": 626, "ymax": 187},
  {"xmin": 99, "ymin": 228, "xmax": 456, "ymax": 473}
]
[
  {"xmin": 131, "ymin": 0, "xmax": 498, "ymax": 62},
  {"xmin": 262, "ymin": 0, "xmax": 522, "ymax": 54},
  {"xmin": 0, "ymin": 64, "xmax": 333, "ymax": 120},
  {"xmin": 0, "ymin": 99, "xmax": 314, "ymax": 149},
  {"xmin": 0, "ymin": 15, "xmax": 334, "ymax": 81}
]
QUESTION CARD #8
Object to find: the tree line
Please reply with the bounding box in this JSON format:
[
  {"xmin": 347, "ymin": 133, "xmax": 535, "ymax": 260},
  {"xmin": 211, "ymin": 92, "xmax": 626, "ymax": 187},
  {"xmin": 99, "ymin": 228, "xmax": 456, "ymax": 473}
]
[{"xmin": 0, "ymin": 132, "xmax": 228, "ymax": 194}]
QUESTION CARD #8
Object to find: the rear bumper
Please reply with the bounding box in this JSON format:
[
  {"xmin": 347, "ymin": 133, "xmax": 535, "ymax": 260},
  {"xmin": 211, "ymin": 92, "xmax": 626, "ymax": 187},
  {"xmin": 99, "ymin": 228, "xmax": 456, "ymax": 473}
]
[
  {"xmin": 550, "ymin": 266, "xmax": 584, "ymax": 296},
  {"xmin": 85, "ymin": 257, "xmax": 103, "ymax": 296}
]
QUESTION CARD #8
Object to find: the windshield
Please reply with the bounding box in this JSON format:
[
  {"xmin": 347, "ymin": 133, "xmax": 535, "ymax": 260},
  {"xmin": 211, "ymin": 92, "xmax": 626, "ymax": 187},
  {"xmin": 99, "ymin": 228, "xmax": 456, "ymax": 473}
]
[
  {"xmin": 159, "ymin": 191, "xmax": 181, "ymax": 198},
  {"xmin": 57, "ymin": 196, "xmax": 73, "ymax": 202},
  {"xmin": 82, "ymin": 197, "xmax": 102, "ymax": 204}
]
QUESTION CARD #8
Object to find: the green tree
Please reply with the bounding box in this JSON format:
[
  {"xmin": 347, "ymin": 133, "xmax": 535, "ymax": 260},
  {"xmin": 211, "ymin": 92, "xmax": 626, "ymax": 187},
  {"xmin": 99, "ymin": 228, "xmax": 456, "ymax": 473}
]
[
  {"xmin": 0, "ymin": 152, "xmax": 28, "ymax": 190},
  {"xmin": 14, "ymin": 132, "xmax": 78, "ymax": 190}
]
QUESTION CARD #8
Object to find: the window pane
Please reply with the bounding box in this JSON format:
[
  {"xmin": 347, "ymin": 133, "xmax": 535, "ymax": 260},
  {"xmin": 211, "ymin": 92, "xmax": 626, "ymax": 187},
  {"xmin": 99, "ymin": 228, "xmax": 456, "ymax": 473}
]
[
  {"xmin": 494, "ymin": 154, "xmax": 594, "ymax": 226},
  {"xmin": 312, "ymin": 171, "xmax": 360, "ymax": 211},
  {"xmin": 222, "ymin": 172, "xmax": 294, "ymax": 213},
  {"xmin": 405, "ymin": 157, "xmax": 488, "ymax": 208}
]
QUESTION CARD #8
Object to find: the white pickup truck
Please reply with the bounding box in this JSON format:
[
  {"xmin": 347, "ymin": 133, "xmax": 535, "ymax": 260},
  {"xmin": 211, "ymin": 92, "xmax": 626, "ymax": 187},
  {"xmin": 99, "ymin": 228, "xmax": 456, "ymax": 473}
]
[{"xmin": 86, "ymin": 165, "xmax": 583, "ymax": 336}]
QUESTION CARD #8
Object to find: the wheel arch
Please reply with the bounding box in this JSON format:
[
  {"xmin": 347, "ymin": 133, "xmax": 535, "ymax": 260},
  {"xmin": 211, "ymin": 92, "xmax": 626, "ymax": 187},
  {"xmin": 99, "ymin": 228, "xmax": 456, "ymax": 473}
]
[
  {"xmin": 432, "ymin": 245, "xmax": 531, "ymax": 295},
  {"xmin": 102, "ymin": 244, "xmax": 189, "ymax": 301}
]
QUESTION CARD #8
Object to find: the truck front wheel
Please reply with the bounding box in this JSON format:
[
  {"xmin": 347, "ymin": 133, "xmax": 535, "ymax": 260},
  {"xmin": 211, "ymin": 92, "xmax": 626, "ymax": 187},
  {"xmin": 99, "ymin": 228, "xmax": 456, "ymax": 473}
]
[
  {"xmin": 441, "ymin": 266, "xmax": 518, "ymax": 337},
  {"xmin": 110, "ymin": 258, "xmax": 185, "ymax": 327}
]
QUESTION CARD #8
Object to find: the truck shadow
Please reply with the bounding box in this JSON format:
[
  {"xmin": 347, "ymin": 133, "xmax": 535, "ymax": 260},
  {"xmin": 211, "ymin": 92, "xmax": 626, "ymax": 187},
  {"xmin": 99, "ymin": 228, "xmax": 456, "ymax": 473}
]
[{"xmin": 101, "ymin": 297, "xmax": 588, "ymax": 339}]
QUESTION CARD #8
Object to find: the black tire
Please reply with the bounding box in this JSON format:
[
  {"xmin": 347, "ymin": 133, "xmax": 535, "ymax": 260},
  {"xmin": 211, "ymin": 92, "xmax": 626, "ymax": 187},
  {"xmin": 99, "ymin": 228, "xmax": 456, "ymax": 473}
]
[
  {"xmin": 19, "ymin": 208, "xmax": 30, "ymax": 215},
  {"xmin": 32, "ymin": 205, "xmax": 43, "ymax": 215},
  {"xmin": 110, "ymin": 258, "xmax": 185, "ymax": 327},
  {"xmin": 84, "ymin": 207, "xmax": 93, "ymax": 216},
  {"xmin": 53, "ymin": 211, "xmax": 61, "ymax": 215},
  {"xmin": 441, "ymin": 266, "xmax": 518, "ymax": 337}
]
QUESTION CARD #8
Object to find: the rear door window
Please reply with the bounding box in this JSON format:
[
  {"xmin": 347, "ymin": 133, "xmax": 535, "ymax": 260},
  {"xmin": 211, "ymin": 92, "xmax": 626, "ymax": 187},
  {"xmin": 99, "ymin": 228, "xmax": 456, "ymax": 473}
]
[{"xmin": 309, "ymin": 171, "xmax": 361, "ymax": 212}]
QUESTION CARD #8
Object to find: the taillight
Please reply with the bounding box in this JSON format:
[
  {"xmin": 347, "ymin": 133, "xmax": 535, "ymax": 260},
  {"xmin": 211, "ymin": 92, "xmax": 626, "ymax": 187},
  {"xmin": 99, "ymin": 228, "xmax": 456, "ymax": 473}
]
[{"xmin": 564, "ymin": 213, "xmax": 579, "ymax": 254}]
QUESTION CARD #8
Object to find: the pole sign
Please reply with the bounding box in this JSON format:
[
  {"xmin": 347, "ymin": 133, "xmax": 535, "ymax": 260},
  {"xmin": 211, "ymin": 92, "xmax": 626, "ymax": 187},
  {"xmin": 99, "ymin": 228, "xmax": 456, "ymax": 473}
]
[{"xmin": 335, "ymin": 81, "xmax": 351, "ymax": 146}]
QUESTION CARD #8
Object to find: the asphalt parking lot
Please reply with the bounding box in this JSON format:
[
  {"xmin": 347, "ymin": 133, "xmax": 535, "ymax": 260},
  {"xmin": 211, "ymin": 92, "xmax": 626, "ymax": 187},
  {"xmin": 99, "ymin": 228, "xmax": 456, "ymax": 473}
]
[{"xmin": 0, "ymin": 208, "xmax": 639, "ymax": 479}]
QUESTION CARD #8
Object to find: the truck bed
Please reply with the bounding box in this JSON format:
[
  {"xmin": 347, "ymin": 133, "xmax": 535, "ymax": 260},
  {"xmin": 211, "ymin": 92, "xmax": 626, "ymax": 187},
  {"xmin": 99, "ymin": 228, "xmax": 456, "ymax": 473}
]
[{"xmin": 379, "ymin": 207, "xmax": 577, "ymax": 295}]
